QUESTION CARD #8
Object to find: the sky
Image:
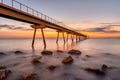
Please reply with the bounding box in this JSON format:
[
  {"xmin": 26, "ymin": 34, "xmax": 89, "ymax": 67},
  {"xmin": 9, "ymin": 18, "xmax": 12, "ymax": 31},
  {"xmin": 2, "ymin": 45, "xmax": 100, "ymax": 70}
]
[{"xmin": 0, "ymin": 0, "xmax": 120, "ymax": 38}]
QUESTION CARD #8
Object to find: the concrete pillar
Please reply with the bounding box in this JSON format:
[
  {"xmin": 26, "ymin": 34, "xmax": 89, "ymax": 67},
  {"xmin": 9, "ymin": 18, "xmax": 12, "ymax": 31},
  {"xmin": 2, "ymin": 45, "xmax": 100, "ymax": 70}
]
[
  {"xmin": 32, "ymin": 28, "xmax": 37, "ymax": 48},
  {"xmin": 71, "ymin": 34, "xmax": 73, "ymax": 42},
  {"xmin": 79, "ymin": 36, "xmax": 81, "ymax": 42},
  {"xmin": 76, "ymin": 35, "xmax": 78, "ymax": 42},
  {"xmin": 66, "ymin": 33, "xmax": 69, "ymax": 42},
  {"xmin": 62, "ymin": 32, "xmax": 65, "ymax": 44},
  {"xmin": 56, "ymin": 31, "xmax": 60, "ymax": 43},
  {"xmin": 41, "ymin": 28, "xmax": 46, "ymax": 49}
]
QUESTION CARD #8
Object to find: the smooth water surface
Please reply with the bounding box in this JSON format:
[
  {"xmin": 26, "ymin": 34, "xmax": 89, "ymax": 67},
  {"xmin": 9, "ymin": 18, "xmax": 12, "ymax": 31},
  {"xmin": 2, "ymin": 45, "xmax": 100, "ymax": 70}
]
[{"xmin": 0, "ymin": 38, "xmax": 120, "ymax": 80}]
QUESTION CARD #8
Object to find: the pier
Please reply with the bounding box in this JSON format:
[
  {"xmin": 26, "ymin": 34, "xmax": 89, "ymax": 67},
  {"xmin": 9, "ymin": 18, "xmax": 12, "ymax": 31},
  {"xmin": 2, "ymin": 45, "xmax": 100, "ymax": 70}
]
[{"xmin": 0, "ymin": 0, "xmax": 87, "ymax": 49}]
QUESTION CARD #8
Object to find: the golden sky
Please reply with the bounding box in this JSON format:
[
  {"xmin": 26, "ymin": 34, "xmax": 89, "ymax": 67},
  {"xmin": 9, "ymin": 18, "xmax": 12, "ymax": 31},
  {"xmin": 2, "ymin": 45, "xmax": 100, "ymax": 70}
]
[{"xmin": 0, "ymin": 17, "xmax": 120, "ymax": 38}]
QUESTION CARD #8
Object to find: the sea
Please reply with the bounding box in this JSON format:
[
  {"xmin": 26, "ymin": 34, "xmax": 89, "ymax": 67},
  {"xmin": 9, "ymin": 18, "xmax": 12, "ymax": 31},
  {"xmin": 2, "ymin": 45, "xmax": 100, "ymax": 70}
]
[{"xmin": 0, "ymin": 38, "xmax": 120, "ymax": 80}]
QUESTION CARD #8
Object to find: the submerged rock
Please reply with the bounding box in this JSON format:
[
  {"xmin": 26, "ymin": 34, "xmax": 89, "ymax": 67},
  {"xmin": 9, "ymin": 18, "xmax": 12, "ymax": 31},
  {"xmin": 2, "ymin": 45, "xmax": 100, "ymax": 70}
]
[
  {"xmin": 102, "ymin": 64, "xmax": 108, "ymax": 71},
  {"xmin": 0, "ymin": 66, "xmax": 6, "ymax": 69},
  {"xmin": 62, "ymin": 56, "xmax": 73, "ymax": 64},
  {"xmin": 85, "ymin": 55, "xmax": 92, "ymax": 58},
  {"xmin": 104, "ymin": 53, "xmax": 112, "ymax": 55},
  {"xmin": 56, "ymin": 50, "xmax": 64, "ymax": 53},
  {"xmin": 48, "ymin": 65, "xmax": 56, "ymax": 70},
  {"xmin": 32, "ymin": 58, "xmax": 40, "ymax": 64},
  {"xmin": 0, "ymin": 66, "xmax": 11, "ymax": 80},
  {"xmin": 0, "ymin": 52, "xmax": 6, "ymax": 55},
  {"xmin": 14, "ymin": 51, "xmax": 23, "ymax": 54},
  {"xmin": 21, "ymin": 73, "xmax": 38, "ymax": 80},
  {"xmin": 41, "ymin": 50, "xmax": 53, "ymax": 55},
  {"xmin": 68, "ymin": 49, "xmax": 81, "ymax": 55},
  {"xmin": 85, "ymin": 68, "xmax": 105, "ymax": 76}
]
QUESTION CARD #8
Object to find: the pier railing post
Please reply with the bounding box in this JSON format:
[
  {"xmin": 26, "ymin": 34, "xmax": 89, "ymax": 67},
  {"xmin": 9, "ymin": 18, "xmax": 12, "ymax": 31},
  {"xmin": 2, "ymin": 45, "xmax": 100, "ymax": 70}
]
[
  {"xmin": 56, "ymin": 31, "xmax": 60, "ymax": 43},
  {"xmin": 32, "ymin": 28, "xmax": 37, "ymax": 48}
]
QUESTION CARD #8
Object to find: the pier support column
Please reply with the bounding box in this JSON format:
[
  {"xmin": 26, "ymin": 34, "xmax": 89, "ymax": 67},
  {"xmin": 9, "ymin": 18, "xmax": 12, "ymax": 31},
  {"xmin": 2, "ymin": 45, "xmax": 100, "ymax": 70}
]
[
  {"xmin": 56, "ymin": 31, "xmax": 60, "ymax": 43},
  {"xmin": 72, "ymin": 34, "xmax": 74, "ymax": 42},
  {"xmin": 31, "ymin": 24, "xmax": 46, "ymax": 49},
  {"xmin": 32, "ymin": 28, "xmax": 37, "ymax": 48},
  {"xmin": 66, "ymin": 33, "xmax": 69, "ymax": 42},
  {"xmin": 62, "ymin": 32, "xmax": 65, "ymax": 44},
  {"xmin": 71, "ymin": 34, "xmax": 73, "ymax": 42},
  {"xmin": 76, "ymin": 35, "xmax": 78, "ymax": 42},
  {"xmin": 79, "ymin": 36, "xmax": 81, "ymax": 42},
  {"xmin": 41, "ymin": 28, "xmax": 46, "ymax": 49}
]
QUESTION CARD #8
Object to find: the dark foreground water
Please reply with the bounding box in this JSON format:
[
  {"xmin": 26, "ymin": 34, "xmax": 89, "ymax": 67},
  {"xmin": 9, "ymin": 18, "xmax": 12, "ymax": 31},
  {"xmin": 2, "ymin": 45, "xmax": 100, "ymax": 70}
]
[{"xmin": 0, "ymin": 38, "xmax": 120, "ymax": 80}]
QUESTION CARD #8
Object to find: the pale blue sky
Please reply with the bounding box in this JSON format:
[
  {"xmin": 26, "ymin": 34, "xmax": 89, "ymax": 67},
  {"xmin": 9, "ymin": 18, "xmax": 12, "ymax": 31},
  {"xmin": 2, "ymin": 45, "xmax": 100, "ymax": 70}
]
[
  {"xmin": 15, "ymin": 0, "xmax": 120, "ymax": 23},
  {"xmin": 0, "ymin": 0, "xmax": 120, "ymax": 36}
]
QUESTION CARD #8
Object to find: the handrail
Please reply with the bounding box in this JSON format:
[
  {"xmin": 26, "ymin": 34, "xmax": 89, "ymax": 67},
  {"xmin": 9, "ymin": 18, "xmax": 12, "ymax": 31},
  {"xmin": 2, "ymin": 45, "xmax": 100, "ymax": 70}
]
[{"xmin": 0, "ymin": 0, "xmax": 81, "ymax": 34}]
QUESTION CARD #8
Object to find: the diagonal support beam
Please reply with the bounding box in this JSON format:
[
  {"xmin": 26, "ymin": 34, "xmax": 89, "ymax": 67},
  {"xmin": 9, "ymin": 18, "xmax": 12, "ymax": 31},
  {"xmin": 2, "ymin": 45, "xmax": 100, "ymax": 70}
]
[
  {"xmin": 32, "ymin": 28, "xmax": 37, "ymax": 48},
  {"xmin": 56, "ymin": 31, "xmax": 60, "ymax": 43},
  {"xmin": 71, "ymin": 34, "xmax": 73, "ymax": 42},
  {"xmin": 62, "ymin": 32, "xmax": 65, "ymax": 44},
  {"xmin": 41, "ymin": 28, "xmax": 46, "ymax": 49},
  {"xmin": 66, "ymin": 33, "xmax": 69, "ymax": 42},
  {"xmin": 79, "ymin": 36, "xmax": 81, "ymax": 42},
  {"xmin": 76, "ymin": 35, "xmax": 78, "ymax": 42}
]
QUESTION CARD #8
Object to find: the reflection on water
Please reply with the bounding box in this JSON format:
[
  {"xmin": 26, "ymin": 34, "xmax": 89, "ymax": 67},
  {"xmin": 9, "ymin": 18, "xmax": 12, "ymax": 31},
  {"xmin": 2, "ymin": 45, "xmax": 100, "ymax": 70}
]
[
  {"xmin": 30, "ymin": 38, "xmax": 79, "ymax": 52},
  {"xmin": 56, "ymin": 41, "xmax": 77, "ymax": 51}
]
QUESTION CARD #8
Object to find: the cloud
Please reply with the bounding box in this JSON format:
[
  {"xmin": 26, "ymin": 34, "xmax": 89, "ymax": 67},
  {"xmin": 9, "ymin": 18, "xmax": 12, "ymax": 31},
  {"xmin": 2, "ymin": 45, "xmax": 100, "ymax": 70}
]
[
  {"xmin": 100, "ymin": 22, "xmax": 120, "ymax": 25},
  {"xmin": 1, "ymin": 23, "xmax": 120, "ymax": 33},
  {"xmin": 76, "ymin": 25, "xmax": 120, "ymax": 33},
  {"xmin": 0, "ymin": 24, "xmax": 15, "ymax": 29},
  {"xmin": 0, "ymin": 24, "xmax": 33, "ymax": 31},
  {"xmin": 0, "ymin": 24, "xmax": 55, "ymax": 32}
]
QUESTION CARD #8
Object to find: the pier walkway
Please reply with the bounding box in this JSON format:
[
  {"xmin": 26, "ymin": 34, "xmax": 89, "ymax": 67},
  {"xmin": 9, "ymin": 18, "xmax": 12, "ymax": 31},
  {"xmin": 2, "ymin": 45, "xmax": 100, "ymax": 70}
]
[{"xmin": 0, "ymin": 0, "xmax": 87, "ymax": 49}]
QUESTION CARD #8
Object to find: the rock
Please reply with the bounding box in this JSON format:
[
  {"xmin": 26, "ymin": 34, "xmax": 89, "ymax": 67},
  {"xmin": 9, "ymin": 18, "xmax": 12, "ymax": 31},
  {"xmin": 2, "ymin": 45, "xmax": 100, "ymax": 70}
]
[
  {"xmin": 22, "ymin": 73, "xmax": 38, "ymax": 80},
  {"xmin": 62, "ymin": 56, "xmax": 73, "ymax": 64},
  {"xmin": 0, "ymin": 66, "xmax": 11, "ymax": 80},
  {"xmin": 0, "ymin": 52, "xmax": 6, "ymax": 55},
  {"xmin": 41, "ymin": 50, "xmax": 53, "ymax": 55},
  {"xmin": 14, "ymin": 51, "xmax": 23, "ymax": 54},
  {"xmin": 102, "ymin": 64, "xmax": 108, "ymax": 71},
  {"xmin": 22, "ymin": 74, "xmax": 31, "ymax": 79},
  {"xmin": 48, "ymin": 65, "xmax": 56, "ymax": 70},
  {"xmin": 32, "ymin": 58, "xmax": 40, "ymax": 64},
  {"xmin": 104, "ymin": 53, "xmax": 112, "ymax": 55},
  {"xmin": 0, "ymin": 66, "xmax": 6, "ymax": 69},
  {"xmin": 85, "ymin": 55, "xmax": 91, "ymax": 58},
  {"xmin": 85, "ymin": 68, "xmax": 105, "ymax": 76},
  {"xmin": 82, "ymin": 58, "xmax": 87, "ymax": 61},
  {"xmin": 68, "ymin": 49, "xmax": 81, "ymax": 55},
  {"xmin": 56, "ymin": 50, "xmax": 64, "ymax": 53},
  {"xmin": 0, "ymin": 71, "xmax": 5, "ymax": 80}
]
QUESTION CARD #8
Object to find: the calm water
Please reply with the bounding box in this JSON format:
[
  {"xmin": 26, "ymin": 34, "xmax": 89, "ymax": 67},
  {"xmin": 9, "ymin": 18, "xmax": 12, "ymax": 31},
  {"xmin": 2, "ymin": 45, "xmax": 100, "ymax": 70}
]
[{"xmin": 0, "ymin": 38, "xmax": 120, "ymax": 80}]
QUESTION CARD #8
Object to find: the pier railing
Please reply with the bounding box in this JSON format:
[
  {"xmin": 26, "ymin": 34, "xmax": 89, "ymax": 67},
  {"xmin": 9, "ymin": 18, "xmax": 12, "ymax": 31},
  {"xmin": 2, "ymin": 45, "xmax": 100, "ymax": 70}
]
[{"xmin": 0, "ymin": 0, "xmax": 75, "ymax": 31}]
